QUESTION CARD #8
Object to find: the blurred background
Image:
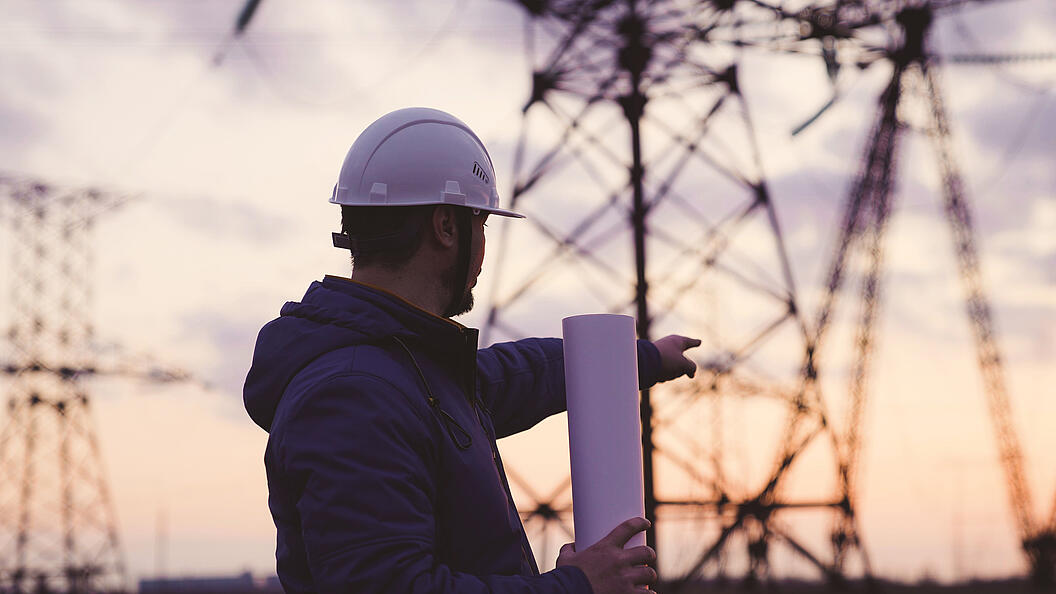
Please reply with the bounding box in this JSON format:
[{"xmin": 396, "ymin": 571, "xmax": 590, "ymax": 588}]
[{"xmin": 0, "ymin": 0, "xmax": 1053, "ymax": 592}]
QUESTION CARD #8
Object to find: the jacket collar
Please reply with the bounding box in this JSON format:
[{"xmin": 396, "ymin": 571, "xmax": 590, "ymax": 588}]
[{"xmin": 320, "ymin": 276, "xmax": 479, "ymax": 392}]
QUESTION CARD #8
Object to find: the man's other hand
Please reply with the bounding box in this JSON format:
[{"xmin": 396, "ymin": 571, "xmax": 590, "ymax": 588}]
[
  {"xmin": 653, "ymin": 335, "xmax": 701, "ymax": 383},
  {"xmin": 556, "ymin": 517, "xmax": 657, "ymax": 594}
]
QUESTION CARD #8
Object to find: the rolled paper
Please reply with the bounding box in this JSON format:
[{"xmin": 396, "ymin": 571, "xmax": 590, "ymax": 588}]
[{"xmin": 562, "ymin": 313, "xmax": 646, "ymax": 550}]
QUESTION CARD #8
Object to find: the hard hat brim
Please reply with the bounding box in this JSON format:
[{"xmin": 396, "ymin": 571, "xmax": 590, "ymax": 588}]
[
  {"xmin": 331, "ymin": 197, "xmax": 525, "ymax": 220},
  {"xmin": 477, "ymin": 205, "xmax": 526, "ymax": 219}
]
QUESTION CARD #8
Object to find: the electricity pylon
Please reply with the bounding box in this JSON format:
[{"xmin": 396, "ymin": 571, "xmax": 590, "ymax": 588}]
[
  {"xmin": 0, "ymin": 177, "xmax": 127, "ymax": 592},
  {"xmin": 489, "ymin": 0, "xmax": 857, "ymax": 585},
  {"xmin": 493, "ymin": 0, "xmax": 1054, "ymax": 589},
  {"xmin": 0, "ymin": 175, "xmax": 187, "ymax": 593}
]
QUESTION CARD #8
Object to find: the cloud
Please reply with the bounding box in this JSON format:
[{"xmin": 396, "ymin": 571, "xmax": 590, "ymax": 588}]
[
  {"xmin": 959, "ymin": 88, "xmax": 1056, "ymax": 182},
  {"xmin": 172, "ymin": 307, "xmax": 263, "ymax": 420},
  {"xmin": 154, "ymin": 194, "xmax": 294, "ymax": 243},
  {"xmin": 0, "ymin": 101, "xmax": 48, "ymax": 148},
  {"xmin": 932, "ymin": 0, "xmax": 1056, "ymax": 55}
]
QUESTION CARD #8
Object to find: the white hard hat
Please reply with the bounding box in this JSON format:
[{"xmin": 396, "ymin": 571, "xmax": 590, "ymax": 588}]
[{"xmin": 330, "ymin": 107, "xmax": 524, "ymax": 219}]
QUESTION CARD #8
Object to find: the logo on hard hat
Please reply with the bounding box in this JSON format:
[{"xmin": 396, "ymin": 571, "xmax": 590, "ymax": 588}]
[{"xmin": 472, "ymin": 161, "xmax": 490, "ymax": 184}]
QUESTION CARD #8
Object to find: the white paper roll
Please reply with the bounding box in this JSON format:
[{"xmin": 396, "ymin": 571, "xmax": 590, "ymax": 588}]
[{"xmin": 562, "ymin": 313, "xmax": 646, "ymax": 550}]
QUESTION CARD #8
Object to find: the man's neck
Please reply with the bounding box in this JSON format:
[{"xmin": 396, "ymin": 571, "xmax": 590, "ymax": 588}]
[{"xmin": 351, "ymin": 265, "xmax": 448, "ymax": 318}]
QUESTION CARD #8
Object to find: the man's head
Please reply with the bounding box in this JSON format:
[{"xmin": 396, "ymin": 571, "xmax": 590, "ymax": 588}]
[
  {"xmin": 329, "ymin": 107, "xmax": 523, "ymax": 317},
  {"xmin": 341, "ymin": 203, "xmax": 488, "ymax": 317}
]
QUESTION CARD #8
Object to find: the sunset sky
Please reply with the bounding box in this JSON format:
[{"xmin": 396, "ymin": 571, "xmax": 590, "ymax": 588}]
[{"xmin": 1, "ymin": 0, "xmax": 1054, "ymax": 587}]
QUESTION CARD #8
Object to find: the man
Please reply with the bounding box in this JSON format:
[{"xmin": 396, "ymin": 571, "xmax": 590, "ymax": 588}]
[{"xmin": 244, "ymin": 107, "xmax": 701, "ymax": 593}]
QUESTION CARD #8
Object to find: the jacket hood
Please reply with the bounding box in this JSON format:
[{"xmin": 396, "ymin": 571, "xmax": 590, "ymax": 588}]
[{"xmin": 243, "ymin": 276, "xmax": 467, "ymax": 431}]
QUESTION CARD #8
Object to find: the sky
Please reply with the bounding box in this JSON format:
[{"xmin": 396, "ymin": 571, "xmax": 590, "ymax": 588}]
[{"xmin": 0, "ymin": 0, "xmax": 1054, "ymax": 588}]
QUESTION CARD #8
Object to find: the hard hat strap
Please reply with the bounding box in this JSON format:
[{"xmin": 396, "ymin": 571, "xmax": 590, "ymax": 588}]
[{"xmin": 331, "ymin": 209, "xmax": 429, "ymax": 254}]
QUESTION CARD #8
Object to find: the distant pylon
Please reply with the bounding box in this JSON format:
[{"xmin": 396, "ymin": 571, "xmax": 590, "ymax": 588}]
[{"xmin": 0, "ymin": 177, "xmax": 128, "ymax": 593}]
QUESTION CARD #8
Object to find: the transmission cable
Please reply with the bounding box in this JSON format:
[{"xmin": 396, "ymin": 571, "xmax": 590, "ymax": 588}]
[{"xmin": 945, "ymin": 13, "xmax": 1056, "ymax": 201}]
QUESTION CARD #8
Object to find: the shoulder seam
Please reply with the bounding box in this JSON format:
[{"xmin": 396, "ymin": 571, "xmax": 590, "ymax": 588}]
[
  {"xmin": 277, "ymin": 371, "xmax": 437, "ymax": 458},
  {"xmin": 305, "ymin": 371, "xmax": 432, "ymax": 426}
]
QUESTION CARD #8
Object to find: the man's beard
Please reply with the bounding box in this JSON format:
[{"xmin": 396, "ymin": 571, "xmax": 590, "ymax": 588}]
[
  {"xmin": 440, "ymin": 263, "xmax": 475, "ymax": 318},
  {"xmin": 443, "ymin": 289, "xmax": 474, "ymax": 318}
]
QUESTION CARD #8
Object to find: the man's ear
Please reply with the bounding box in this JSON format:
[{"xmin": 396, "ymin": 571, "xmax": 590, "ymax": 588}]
[{"xmin": 431, "ymin": 205, "xmax": 458, "ymax": 249}]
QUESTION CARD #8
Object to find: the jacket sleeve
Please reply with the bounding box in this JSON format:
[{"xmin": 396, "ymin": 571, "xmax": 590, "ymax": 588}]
[
  {"xmin": 477, "ymin": 338, "xmax": 662, "ymax": 439},
  {"xmin": 277, "ymin": 373, "xmax": 591, "ymax": 594}
]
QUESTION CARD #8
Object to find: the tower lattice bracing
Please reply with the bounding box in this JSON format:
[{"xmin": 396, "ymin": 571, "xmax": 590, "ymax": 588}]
[
  {"xmin": 488, "ymin": 0, "xmax": 1055, "ymax": 588},
  {"xmin": 0, "ymin": 177, "xmax": 127, "ymax": 593},
  {"xmin": 489, "ymin": 0, "xmax": 869, "ymax": 586}
]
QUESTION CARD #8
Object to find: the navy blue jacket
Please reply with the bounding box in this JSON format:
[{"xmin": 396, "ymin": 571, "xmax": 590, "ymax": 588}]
[{"xmin": 244, "ymin": 276, "xmax": 662, "ymax": 593}]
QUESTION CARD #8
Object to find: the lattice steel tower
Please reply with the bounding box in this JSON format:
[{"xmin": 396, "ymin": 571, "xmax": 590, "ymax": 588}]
[
  {"xmin": 489, "ymin": 0, "xmax": 853, "ymax": 585},
  {"xmin": 0, "ymin": 177, "xmax": 126, "ymax": 593},
  {"xmin": 492, "ymin": 0, "xmax": 1054, "ymax": 588}
]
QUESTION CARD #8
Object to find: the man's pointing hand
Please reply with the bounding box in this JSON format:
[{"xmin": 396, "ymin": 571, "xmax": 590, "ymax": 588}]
[{"xmin": 653, "ymin": 334, "xmax": 701, "ymax": 383}]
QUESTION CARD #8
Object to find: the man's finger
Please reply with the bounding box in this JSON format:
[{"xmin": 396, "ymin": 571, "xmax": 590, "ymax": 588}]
[
  {"xmin": 621, "ymin": 545, "xmax": 656, "ymax": 565},
  {"xmin": 600, "ymin": 517, "xmax": 650, "ymax": 548},
  {"xmin": 624, "ymin": 565, "xmax": 658, "ymax": 585},
  {"xmin": 682, "ymin": 336, "xmax": 702, "ymax": 350},
  {"xmin": 559, "ymin": 542, "xmax": 575, "ymax": 555},
  {"xmin": 683, "ymin": 357, "xmax": 696, "ymax": 379}
]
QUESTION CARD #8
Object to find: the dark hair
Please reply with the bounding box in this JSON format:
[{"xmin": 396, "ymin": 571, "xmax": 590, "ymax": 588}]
[{"xmin": 340, "ymin": 205, "xmax": 433, "ymax": 269}]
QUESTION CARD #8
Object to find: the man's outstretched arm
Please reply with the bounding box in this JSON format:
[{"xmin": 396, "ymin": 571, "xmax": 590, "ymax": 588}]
[{"xmin": 477, "ymin": 335, "xmax": 700, "ymax": 439}]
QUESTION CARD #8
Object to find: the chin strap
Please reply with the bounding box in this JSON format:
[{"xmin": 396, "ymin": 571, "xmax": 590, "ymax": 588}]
[{"xmin": 444, "ymin": 207, "xmax": 474, "ymax": 316}]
